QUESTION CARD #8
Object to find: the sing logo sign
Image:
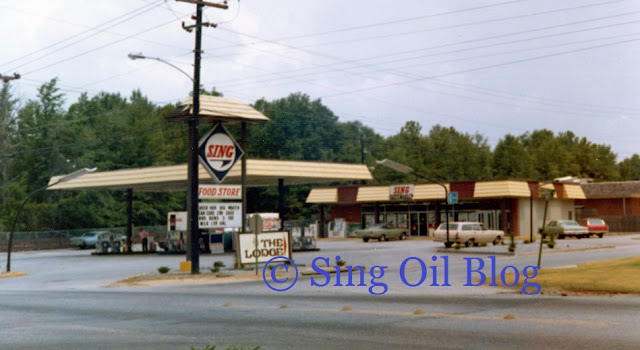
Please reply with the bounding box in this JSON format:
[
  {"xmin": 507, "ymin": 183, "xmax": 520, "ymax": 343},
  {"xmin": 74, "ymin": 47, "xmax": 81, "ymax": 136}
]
[{"xmin": 198, "ymin": 123, "xmax": 244, "ymax": 183}]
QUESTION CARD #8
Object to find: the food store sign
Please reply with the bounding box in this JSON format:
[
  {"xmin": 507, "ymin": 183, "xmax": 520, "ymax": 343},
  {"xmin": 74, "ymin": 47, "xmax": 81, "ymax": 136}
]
[{"xmin": 390, "ymin": 184, "xmax": 414, "ymax": 200}]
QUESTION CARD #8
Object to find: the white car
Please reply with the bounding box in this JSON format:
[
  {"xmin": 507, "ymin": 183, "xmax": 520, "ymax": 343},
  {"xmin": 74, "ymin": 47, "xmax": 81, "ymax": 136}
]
[{"xmin": 433, "ymin": 222, "xmax": 504, "ymax": 248}]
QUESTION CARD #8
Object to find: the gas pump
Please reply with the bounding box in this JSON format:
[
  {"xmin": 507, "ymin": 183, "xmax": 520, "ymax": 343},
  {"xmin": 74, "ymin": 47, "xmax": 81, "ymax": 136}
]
[
  {"xmin": 166, "ymin": 212, "xmax": 187, "ymax": 253},
  {"xmin": 95, "ymin": 232, "xmax": 121, "ymax": 254}
]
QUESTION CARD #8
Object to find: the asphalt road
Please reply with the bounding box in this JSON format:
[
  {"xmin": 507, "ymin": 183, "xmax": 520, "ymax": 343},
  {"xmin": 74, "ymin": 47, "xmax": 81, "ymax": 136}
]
[{"xmin": 1, "ymin": 235, "xmax": 639, "ymax": 349}]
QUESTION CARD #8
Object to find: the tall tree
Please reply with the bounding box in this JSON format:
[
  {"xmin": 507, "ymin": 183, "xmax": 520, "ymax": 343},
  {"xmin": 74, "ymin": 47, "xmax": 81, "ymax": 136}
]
[
  {"xmin": 422, "ymin": 125, "xmax": 492, "ymax": 181},
  {"xmin": 0, "ymin": 83, "xmax": 19, "ymax": 230},
  {"xmin": 13, "ymin": 78, "xmax": 71, "ymax": 191},
  {"xmin": 250, "ymin": 93, "xmax": 343, "ymax": 161},
  {"xmin": 0, "ymin": 83, "xmax": 18, "ymax": 186},
  {"xmin": 493, "ymin": 134, "xmax": 536, "ymax": 179},
  {"xmin": 520, "ymin": 129, "xmax": 572, "ymax": 179},
  {"xmin": 619, "ymin": 154, "xmax": 640, "ymax": 180},
  {"xmin": 376, "ymin": 121, "xmax": 426, "ymax": 183}
]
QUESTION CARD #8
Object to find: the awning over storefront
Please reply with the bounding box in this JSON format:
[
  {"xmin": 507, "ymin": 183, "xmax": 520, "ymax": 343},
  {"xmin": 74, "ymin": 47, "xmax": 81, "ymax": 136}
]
[
  {"xmin": 47, "ymin": 159, "xmax": 373, "ymax": 192},
  {"xmin": 307, "ymin": 180, "xmax": 585, "ymax": 204}
]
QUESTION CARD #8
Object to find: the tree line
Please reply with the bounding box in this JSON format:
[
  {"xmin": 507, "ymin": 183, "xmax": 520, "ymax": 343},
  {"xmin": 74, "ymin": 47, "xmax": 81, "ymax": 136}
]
[{"xmin": 1, "ymin": 79, "xmax": 639, "ymax": 232}]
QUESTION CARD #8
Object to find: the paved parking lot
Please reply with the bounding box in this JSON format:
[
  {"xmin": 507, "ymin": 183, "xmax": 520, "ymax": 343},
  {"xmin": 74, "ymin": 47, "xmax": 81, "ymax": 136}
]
[
  {"xmin": 3, "ymin": 233, "xmax": 639, "ymax": 293},
  {"xmin": 1, "ymin": 234, "xmax": 639, "ymax": 349}
]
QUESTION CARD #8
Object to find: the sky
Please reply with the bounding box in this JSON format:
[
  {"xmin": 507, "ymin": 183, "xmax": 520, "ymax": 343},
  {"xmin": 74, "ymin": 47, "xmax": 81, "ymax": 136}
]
[{"xmin": 1, "ymin": 0, "xmax": 639, "ymax": 160}]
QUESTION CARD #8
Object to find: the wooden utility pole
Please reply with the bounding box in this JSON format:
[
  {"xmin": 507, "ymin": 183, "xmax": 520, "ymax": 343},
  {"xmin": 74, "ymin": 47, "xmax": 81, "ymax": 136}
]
[{"xmin": 177, "ymin": 0, "xmax": 228, "ymax": 274}]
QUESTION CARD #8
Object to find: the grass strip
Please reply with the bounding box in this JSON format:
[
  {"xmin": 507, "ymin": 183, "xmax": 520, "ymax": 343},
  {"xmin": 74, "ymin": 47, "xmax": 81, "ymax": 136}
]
[{"xmin": 508, "ymin": 255, "xmax": 640, "ymax": 295}]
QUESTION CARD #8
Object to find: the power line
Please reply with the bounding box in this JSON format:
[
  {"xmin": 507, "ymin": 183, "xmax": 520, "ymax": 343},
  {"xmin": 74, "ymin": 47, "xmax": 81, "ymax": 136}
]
[
  {"xmin": 1, "ymin": 1, "xmax": 165, "ymax": 72},
  {"xmin": 292, "ymin": 0, "xmax": 627, "ymax": 49},
  {"xmin": 208, "ymin": 33, "xmax": 639, "ymax": 134},
  {"xmin": 350, "ymin": 17, "xmax": 640, "ymax": 70},
  {"xmin": 205, "ymin": 8, "xmax": 638, "ymax": 83},
  {"xmin": 206, "ymin": 11, "xmax": 640, "ymax": 117},
  {"xmin": 80, "ymin": 52, "xmax": 193, "ymax": 88},
  {"xmin": 214, "ymin": 9, "xmax": 640, "ymax": 87},
  {"xmin": 21, "ymin": 17, "xmax": 179, "ymax": 76},
  {"xmin": 208, "ymin": 34, "xmax": 640, "ymax": 119},
  {"xmin": 319, "ymin": 35, "xmax": 640, "ymax": 99},
  {"xmin": 192, "ymin": 0, "xmax": 529, "ymax": 55},
  {"xmin": 259, "ymin": 0, "xmax": 527, "ymax": 42}
]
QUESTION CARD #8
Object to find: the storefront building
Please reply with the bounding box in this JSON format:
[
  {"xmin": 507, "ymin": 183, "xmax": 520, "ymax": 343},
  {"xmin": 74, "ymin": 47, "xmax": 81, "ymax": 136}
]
[
  {"xmin": 577, "ymin": 181, "xmax": 640, "ymax": 232},
  {"xmin": 307, "ymin": 180, "xmax": 586, "ymax": 238}
]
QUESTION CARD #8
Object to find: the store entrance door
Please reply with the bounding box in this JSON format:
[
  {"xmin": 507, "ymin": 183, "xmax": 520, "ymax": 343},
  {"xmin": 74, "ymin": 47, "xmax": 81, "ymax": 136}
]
[
  {"xmin": 419, "ymin": 213, "xmax": 427, "ymax": 236},
  {"xmin": 410, "ymin": 213, "xmax": 428, "ymax": 236},
  {"xmin": 410, "ymin": 213, "xmax": 419, "ymax": 236}
]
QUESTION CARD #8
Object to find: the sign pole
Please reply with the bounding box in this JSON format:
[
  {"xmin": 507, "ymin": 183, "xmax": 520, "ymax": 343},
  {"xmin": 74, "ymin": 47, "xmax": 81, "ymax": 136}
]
[{"xmin": 241, "ymin": 122, "xmax": 247, "ymax": 234}]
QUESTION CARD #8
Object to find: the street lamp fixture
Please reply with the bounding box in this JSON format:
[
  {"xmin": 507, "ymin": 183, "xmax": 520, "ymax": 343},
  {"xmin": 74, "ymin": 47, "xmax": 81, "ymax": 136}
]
[
  {"xmin": 377, "ymin": 159, "xmax": 451, "ymax": 246},
  {"xmin": 529, "ymin": 176, "xmax": 580, "ymax": 242},
  {"xmin": 127, "ymin": 53, "xmax": 195, "ymax": 83},
  {"xmin": 5, "ymin": 168, "xmax": 96, "ymax": 272}
]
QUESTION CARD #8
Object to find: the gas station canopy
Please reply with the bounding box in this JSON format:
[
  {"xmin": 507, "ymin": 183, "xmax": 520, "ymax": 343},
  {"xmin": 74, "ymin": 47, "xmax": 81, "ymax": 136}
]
[{"xmin": 47, "ymin": 159, "xmax": 373, "ymax": 192}]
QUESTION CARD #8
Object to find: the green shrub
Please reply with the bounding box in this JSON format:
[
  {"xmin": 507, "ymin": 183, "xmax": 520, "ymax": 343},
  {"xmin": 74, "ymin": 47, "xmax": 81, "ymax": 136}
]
[
  {"xmin": 157, "ymin": 266, "xmax": 170, "ymax": 274},
  {"xmin": 210, "ymin": 265, "xmax": 220, "ymax": 273},
  {"xmin": 214, "ymin": 261, "xmax": 226, "ymax": 268},
  {"xmin": 336, "ymin": 259, "xmax": 346, "ymax": 267}
]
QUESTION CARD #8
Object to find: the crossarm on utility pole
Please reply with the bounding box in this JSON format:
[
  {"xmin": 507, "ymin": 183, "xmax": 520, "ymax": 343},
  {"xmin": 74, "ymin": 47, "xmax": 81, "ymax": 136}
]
[{"xmin": 175, "ymin": 0, "xmax": 228, "ymax": 10}]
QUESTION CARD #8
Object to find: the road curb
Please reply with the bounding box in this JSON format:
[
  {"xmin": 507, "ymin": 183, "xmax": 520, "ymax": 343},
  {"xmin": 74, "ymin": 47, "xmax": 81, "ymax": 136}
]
[{"xmin": 0, "ymin": 271, "xmax": 28, "ymax": 279}]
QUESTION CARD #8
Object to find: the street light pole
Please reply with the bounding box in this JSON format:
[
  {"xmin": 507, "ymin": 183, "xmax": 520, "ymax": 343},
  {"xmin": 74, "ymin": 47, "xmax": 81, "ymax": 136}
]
[
  {"xmin": 5, "ymin": 168, "xmax": 96, "ymax": 272},
  {"xmin": 128, "ymin": 53, "xmax": 194, "ymax": 83},
  {"xmin": 377, "ymin": 159, "xmax": 450, "ymax": 246},
  {"xmin": 529, "ymin": 176, "xmax": 580, "ymax": 242},
  {"xmin": 133, "ymin": 1, "xmax": 226, "ymax": 274},
  {"xmin": 128, "ymin": 51, "xmax": 198, "ymax": 269},
  {"xmin": 529, "ymin": 182, "xmax": 547, "ymax": 243}
]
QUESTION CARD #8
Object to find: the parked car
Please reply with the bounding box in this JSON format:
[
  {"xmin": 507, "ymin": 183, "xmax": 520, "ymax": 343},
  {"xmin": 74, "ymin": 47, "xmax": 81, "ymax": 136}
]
[
  {"xmin": 578, "ymin": 218, "xmax": 609, "ymax": 238},
  {"xmin": 539, "ymin": 220, "xmax": 589, "ymax": 239},
  {"xmin": 433, "ymin": 222, "xmax": 504, "ymax": 248},
  {"xmin": 70, "ymin": 230, "xmax": 110, "ymax": 249},
  {"xmin": 354, "ymin": 223, "xmax": 408, "ymax": 242}
]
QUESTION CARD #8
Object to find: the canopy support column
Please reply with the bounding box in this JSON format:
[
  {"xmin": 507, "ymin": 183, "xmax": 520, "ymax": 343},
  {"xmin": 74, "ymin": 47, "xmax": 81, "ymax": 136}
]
[
  {"xmin": 126, "ymin": 188, "xmax": 133, "ymax": 253},
  {"xmin": 278, "ymin": 178, "xmax": 285, "ymax": 230}
]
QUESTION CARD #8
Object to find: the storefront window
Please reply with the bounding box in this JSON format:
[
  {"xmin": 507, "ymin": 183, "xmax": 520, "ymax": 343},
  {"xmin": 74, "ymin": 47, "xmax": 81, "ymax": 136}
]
[
  {"xmin": 397, "ymin": 213, "xmax": 408, "ymax": 228},
  {"xmin": 386, "ymin": 214, "xmax": 397, "ymax": 228},
  {"xmin": 364, "ymin": 214, "xmax": 375, "ymax": 228}
]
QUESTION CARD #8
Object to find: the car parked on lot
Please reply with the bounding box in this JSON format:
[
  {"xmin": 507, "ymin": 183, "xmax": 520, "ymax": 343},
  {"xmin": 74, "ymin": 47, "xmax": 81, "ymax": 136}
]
[
  {"xmin": 70, "ymin": 230, "xmax": 110, "ymax": 249},
  {"xmin": 354, "ymin": 223, "xmax": 408, "ymax": 242},
  {"xmin": 539, "ymin": 220, "xmax": 589, "ymax": 239},
  {"xmin": 578, "ymin": 218, "xmax": 608, "ymax": 238},
  {"xmin": 433, "ymin": 222, "xmax": 504, "ymax": 248}
]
